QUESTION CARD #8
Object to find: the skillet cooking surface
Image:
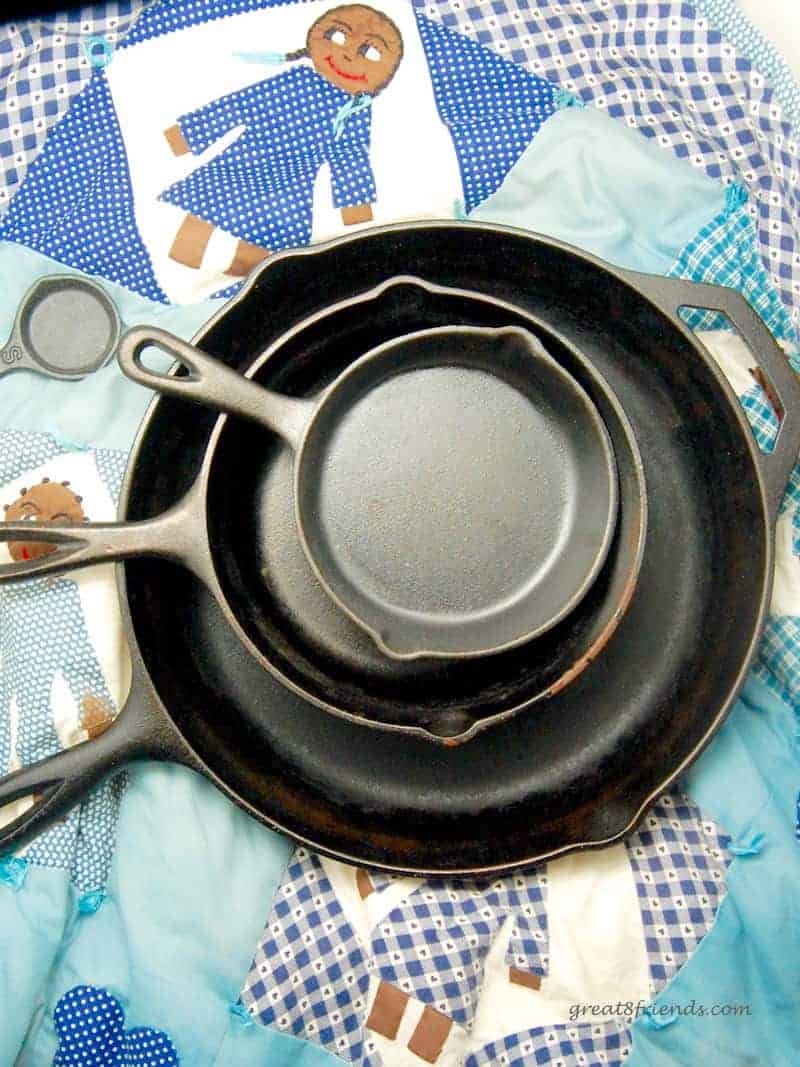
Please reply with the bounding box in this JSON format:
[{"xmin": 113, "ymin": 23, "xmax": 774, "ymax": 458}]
[
  {"xmin": 200, "ymin": 278, "xmax": 643, "ymax": 740},
  {"xmin": 123, "ymin": 225, "xmax": 769, "ymax": 872}
]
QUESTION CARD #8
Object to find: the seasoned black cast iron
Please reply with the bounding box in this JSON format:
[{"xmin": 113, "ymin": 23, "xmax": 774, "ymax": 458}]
[
  {"xmin": 117, "ymin": 321, "xmax": 618, "ymax": 661},
  {"xmin": 0, "ymin": 223, "xmax": 796, "ymax": 876}
]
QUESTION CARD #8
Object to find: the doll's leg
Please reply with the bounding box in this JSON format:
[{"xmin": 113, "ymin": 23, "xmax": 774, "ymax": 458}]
[
  {"xmin": 169, "ymin": 213, "xmax": 215, "ymax": 268},
  {"xmin": 227, "ymin": 238, "xmax": 271, "ymax": 277}
]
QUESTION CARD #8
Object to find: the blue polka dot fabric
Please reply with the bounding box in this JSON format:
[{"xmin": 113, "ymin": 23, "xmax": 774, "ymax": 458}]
[
  {"xmin": 0, "ymin": 71, "xmax": 168, "ymax": 303},
  {"xmin": 0, "ymin": 0, "xmax": 563, "ymax": 300},
  {"xmin": 53, "ymin": 985, "xmax": 179, "ymax": 1066},
  {"xmin": 0, "ymin": 576, "xmax": 120, "ymax": 885},
  {"xmin": 415, "ymin": 14, "xmax": 558, "ymax": 212},
  {"xmin": 160, "ymin": 65, "xmax": 376, "ymax": 251}
]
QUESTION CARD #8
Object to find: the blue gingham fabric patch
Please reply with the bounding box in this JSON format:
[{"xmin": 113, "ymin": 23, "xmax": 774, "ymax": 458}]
[
  {"xmin": 467, "ymin": 1020, "xmax": 630, "ymax": 1067},
  {"xmin": 413, "ymin": 0, "xmax": 800, "ymax": 333},
  {"xmin": 0, "ymin": 3, "xmax": 147, "ymax": 214},
  {"xmin": 243, "ymin": 850, "xmax": 374, "ymax": 1063},
  {"xmin": 739, "ymin": 382, "xmax": 780, "ymax": 453},
  {"xmin": 241, "ymin": 789, "xmax": 731, "ymax": 1067},
  {"xmin": 370, "ymin": 872, "xmax": 548, "ymax": 1029},
  {"xmin": 758, "ymin": 616, "xmax": 800, "ymax": 710},
  {"xmin": 691, "ymin": 0, "xmax": 800, "ymax": 130},
  {"xmin": 625, "ymin": 793, "xmax": 731, "ymax": 991}
]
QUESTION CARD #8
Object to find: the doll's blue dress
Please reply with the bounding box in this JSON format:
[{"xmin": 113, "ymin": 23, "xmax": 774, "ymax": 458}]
[{"xmin": 159, "ymin": 64, "xmax": 376, "ymax": 250}]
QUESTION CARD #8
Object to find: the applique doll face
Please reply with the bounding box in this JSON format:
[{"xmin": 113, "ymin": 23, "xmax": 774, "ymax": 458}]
[
  {"xmin": 307, "ymin": 5, "xmax": 404, "ymax": 96},
  {"xmin": 4, "ymin": 479, "xmax": 86, "ymax": 562}
]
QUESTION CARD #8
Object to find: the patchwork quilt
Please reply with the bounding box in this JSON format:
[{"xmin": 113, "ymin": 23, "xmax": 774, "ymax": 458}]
[{"xmin": 0, "ymin": 2, "xmax": 798, "ymax": 1065}]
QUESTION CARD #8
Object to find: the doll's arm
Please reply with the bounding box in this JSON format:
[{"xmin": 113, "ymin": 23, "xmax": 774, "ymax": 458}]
[
  {"xmin": 165, "ymin": 82, "xmax": 260, "ymax": 157},
  {"xmin": 329, "ymin": 142, "xmax": 377, "ymax": 222}
]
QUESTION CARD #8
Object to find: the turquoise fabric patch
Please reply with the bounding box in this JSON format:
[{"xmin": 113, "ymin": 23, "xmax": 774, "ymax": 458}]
[
  {"xmin": 12, "ymin": 762, "xmax": 333, "ymax": 1067},
  {"xmin": 470, "ymin": 105, "xmax": 727, "ymax": 275},
  {"xmin": 0, "ymin": 865, "xmax": 72, "ymax": 1065},
  {"xmin": 627, "ymin": 677, "xmax": 800, "ymax": 1066}
]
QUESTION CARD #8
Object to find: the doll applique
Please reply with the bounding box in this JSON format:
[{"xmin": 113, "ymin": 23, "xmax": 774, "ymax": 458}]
[
  {"xmin": 159, "ymin": 4, "xmax": 404, "ymax": 277},
  {"xmin": 0, "ymin": 479, "xmax": 118, "ymax": 882}
]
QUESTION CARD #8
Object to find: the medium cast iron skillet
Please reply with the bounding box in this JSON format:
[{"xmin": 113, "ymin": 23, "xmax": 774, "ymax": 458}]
[
  {"xmin": 0, "ymin": 223, "xmax": 797, "ymax": 875},
  {"xmin": 0, "ymin": 276, "xmax": 645, "ymax": 743}
]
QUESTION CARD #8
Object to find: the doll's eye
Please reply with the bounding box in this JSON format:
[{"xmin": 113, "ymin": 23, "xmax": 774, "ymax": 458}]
[
  {"xmin": 21, "ymin": 512, "xmax": 36, "ymax": 521},
  {"xmin": 50, "ymin": 512, "xmax": 72, "ymax": 521},
  {"xmin": 359, "ymin": 43, "xmax": 382, "ymax": 61},
  {"xmin": 325, "ymin": 27, "xmax": 347, "ymax": 45}
]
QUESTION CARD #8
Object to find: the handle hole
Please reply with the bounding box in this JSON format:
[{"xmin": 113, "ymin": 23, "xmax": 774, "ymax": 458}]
[
  {"xmin": 678, "ymin": 304, "xmax": 782, "ymax": 455},
  {"xmin": 0, "ymin": 792, "xmax": 36, "ymax": 830},
  {"xmin": 136, "ymin": 343, "xmax": 194, "ymax": 382}
]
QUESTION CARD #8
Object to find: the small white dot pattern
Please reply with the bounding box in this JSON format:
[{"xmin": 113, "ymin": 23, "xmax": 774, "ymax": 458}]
[
  {"xmin": 0, "ymin": 576, "xmax": 119, "ymax": 883},
  {"xmin": 53, "ymin": 985, "xmax": 179, "ymax": 1066},
  {"xmin": 159, "ymin": 64, "xmax": 377, "ymax": 250},
  {"xmin": 416, "ymin": 14, "xmax": 557, "ymax": 211},
  {"xmin": 0, "ymin": 71, "xmax": 168, "ymax": 301},
  {"xmin": 0, "ymin": 433, "xmax": 130, "ymax": 891}
]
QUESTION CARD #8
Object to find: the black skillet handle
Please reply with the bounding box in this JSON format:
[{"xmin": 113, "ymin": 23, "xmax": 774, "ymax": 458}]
[
  {"xmin": 0, "ymin": 484, "xmax": 213, "ymax": 587},
  {"xmin": 119, "ymin": 326, "xmax": 314, "ymax": 450},
  {"xmin": 0, "ymin": 655, "xmax": 198, "ymax": 854},
  {"xmin": 624, "ymin": 271, "xmax": 800, "ymax": 518}
]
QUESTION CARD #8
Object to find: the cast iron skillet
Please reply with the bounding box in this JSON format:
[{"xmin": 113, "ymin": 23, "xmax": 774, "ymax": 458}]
[
  {"xmin": 0, "ymin": 223, "xmax": 797, "ymax": 875},
  {"xmin": 0, "ymin": 276, "xmax": 645, "ymax": 743},
  {"xmin": 118, "ymin": 321, "xmax": 619, "ymax": 662}
]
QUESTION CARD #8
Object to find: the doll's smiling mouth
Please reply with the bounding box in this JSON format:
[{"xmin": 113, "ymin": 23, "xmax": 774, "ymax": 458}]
[{"xmin": 325, "ymin": 54, "xmax": 368, "ymax": 82}]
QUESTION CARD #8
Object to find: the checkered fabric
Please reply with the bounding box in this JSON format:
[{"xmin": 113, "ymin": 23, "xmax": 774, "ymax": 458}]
[
  {"xmin": 758, "ymin": 616, "xmax": 800, "ymax": 710},
  {"xmin": 366, "ymin": 871, "xmax": 406, "ymax": 895},
  {"xmin": 0, "ymin": 2, "xmax": 147, "ymax": 214},
  {"xmin": 468, "ymin": 1020, "xmax": 631, "ymax": 1067},
  {"xmin": 241, "ymin": 849, "xmax": 376, "ymax": 1065},
  {"xmin": 739, "ymin": 382, "xmax": 780, "ymax": 452},
  {"xmin": 414, "ymin": 0, "xmax": 800, "ymax": 332},
  {"xmin": 242, "ymin": 788, "xmax": 730, "ymax": 1066},
  {"xmin": 370, "ymin": 872, "xmax": 547, "ymax": 1029},
  {"xmin": 692, "ymin": 0, "xmax": 800, "ymax": 130},
  {"xmin": 625, "ymin": 792, "xmax": 732, "ymax": 992}
]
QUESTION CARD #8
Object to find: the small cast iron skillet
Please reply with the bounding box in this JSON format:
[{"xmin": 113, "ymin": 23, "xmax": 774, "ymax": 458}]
[
  {"xmin": 0, "ymin": 277, "xmax": 645, "ymax": 743},
  {"xmin": 118, "ymin": 321, "xmax": 619, "ymax": 662},
  {"xmin": 0, "ymin": 223, "xmax": 797, "ymax": 875}
]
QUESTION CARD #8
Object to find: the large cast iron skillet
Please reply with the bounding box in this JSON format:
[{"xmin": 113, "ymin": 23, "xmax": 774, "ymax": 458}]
[{"xmin": 0, "ymin": 223, "xmax": 797, "ymax": 875}]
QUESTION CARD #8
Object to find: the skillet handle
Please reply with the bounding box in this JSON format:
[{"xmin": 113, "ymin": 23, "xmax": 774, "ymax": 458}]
[
  {"xmin": 0, "ymin": 486, "xmax": 212, "ymax": 586},
  {"xmin": 0, "ymin": 656, "xmax": 197, "ymax": 854},
  {"xmin": 119, "ymin": 326, "xmax": 314, "ymax": 450},
  {"xmin": 625, "ymin": 272, "xmax": 800, "ymax": 517}
]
